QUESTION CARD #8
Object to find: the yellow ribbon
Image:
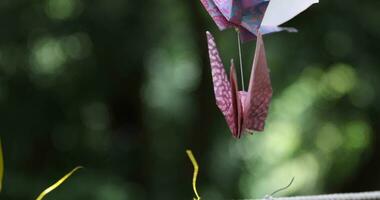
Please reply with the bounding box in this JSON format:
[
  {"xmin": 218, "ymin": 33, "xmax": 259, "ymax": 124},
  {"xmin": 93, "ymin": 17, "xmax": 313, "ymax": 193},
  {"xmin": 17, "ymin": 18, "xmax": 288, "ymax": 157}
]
[
  {"xmin": 0, "ymin": 139, "xmax": 3, "ymax": 192},
  {"xmin": 36, "ymin": 166, "xmax": 82, "ymax": 200},
  {"xmin": 186, "ymin": 150, "xmax": 201, "ymax": 200}
]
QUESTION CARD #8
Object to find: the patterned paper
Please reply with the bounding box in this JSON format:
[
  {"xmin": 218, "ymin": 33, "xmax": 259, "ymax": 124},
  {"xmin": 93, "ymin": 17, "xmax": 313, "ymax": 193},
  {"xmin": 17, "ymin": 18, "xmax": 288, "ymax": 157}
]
[
  {"xmin": 206, "ymin": 32, "xmax": 272, "ymax": 138},
  {"xmin": 200, "ymin": 0, "xmax": 318, "ymax": 42}
]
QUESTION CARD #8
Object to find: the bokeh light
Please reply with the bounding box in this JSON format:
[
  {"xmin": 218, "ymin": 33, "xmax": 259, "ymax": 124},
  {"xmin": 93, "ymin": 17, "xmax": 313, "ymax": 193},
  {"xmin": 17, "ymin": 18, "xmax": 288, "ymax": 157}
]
[{"xmin": 0, "ymin": 0, "xmax": 379, "ymax": 199}]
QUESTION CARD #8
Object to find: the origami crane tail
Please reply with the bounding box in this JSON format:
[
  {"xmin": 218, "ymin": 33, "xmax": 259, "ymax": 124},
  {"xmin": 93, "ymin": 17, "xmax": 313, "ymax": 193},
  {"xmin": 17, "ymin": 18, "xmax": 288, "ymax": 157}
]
[{"xmin": 243, "ymin": 33, "xmax": 272, "ymax": 132}]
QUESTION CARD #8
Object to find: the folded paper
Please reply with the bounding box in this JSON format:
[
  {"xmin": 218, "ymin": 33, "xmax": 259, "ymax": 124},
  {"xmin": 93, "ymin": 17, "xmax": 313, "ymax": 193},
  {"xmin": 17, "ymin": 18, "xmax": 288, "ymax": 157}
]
[
  {"xmin": 206, "ymin": 31, "xmax": 272, "ymax": 138},
  {"xmin": 200, "ymin": 0, "xmax": 318, "ymax": 41}
]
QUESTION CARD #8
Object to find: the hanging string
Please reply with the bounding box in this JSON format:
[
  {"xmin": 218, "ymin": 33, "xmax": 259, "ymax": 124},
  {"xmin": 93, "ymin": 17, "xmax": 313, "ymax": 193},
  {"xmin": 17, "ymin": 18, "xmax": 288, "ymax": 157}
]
[
  {"xmin": 235, "ymin": 28, "xmax": 245, "ymax": 91},
  {"xmin": 186, "ymin": 150, "xmax": 201, "ymax": 200}
]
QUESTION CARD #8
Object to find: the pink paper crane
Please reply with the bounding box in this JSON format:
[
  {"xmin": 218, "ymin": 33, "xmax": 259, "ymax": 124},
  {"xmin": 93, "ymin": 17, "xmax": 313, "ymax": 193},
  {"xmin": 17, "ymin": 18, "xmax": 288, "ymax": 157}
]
[
  {"xmin": 200, "ymin": 0, "xmax": 318, "ymax": 41},
  {"xmin": 206, "ymin": 31, "xmax": 272, "ymax": 138}
]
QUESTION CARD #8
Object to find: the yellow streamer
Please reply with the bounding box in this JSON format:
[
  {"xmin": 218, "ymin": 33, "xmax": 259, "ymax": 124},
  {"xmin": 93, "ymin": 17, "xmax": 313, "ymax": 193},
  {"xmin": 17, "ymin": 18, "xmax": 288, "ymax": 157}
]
[
  {"xmin": 186, "ymin": 150, "xmax": 201, "ymax": 200},
  {"xmin": 0, "ymin": 139, "xmax": 3, "ymax": 192},
  {"xmin": 36, "ymin": 166, "xmax": 82, "ymax": 200}
]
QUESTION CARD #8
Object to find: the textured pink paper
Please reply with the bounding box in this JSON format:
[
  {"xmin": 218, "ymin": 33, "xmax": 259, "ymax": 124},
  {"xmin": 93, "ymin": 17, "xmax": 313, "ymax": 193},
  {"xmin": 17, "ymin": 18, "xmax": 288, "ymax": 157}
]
[
  {"xmin": 242, "ymin": 33, "xmax": 272, "ymax": 132},
  {"xmin": 206, "ymin": 31, "xmax": 272, "ymax": 138},
  {"xmin": 200, "ymin": 0, "xmax": 317, "ymax": 41},
  {"xmin": 201, "ymin": 0, "xmax": 271, "ymax": 42},
  {"xmin": 206, "ymin": 31, "xmax": 237, "ymax": 135}
]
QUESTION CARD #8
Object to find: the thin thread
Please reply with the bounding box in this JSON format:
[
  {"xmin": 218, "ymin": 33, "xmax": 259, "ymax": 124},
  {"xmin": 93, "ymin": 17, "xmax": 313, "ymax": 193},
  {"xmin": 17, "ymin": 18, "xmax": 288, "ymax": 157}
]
[
  {"xmin": 186, "ymin": 150, "xmax": 201, "ymax": 200},
  {"xmin": 236, "ymin": 28, "xmax": 245, "ymax": 91}
]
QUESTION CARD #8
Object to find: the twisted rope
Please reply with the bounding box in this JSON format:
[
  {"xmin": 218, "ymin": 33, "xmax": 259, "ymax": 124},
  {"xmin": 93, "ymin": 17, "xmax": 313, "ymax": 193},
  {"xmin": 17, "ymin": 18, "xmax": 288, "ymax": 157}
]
[
  {"xmin": 235, "ymin": 191, "xmax": 380, "ymax": 200},
  {"xmin": 261, "ymin": 191, "xmax": 380, "ymax": 200}
]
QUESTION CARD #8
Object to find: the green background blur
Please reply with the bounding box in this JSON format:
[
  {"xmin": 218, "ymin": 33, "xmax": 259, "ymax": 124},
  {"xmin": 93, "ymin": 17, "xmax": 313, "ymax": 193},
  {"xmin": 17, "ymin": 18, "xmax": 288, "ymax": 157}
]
[{"xmin": 1, "ymin": 0, "xmax": 380, "ymax": 199}]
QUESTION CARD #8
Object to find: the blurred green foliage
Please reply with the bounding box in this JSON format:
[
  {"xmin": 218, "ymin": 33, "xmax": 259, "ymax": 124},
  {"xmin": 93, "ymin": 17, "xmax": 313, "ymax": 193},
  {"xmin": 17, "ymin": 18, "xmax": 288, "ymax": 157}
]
[{"xmin": 0, "ymin": 0, "xmax": 380, "ymax": 199}]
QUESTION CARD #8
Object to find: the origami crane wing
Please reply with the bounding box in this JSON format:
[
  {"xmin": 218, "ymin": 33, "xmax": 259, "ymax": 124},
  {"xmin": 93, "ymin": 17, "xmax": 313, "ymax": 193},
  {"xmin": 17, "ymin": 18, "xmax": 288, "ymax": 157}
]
[
  {"xmin": 200, "ymin": 0, "xmax": 233, "ymax": 30},
  {"xmin": 238, "ymin": 1, "xmax": 269, "ymax": 35},
  {"xmin": 261, "ymin": 0, "xmax": 319, "ymax": 27},
  {"xmin": 206, "ymin": 31, "xmax": 241, "ymax": 136},
  {"xmin": 200, "ymin": 0, "xmax": 269, "ymax": 42},
  {"xmin": 243, "ymin": 33, "xmax": 272, "ymax": 132}
]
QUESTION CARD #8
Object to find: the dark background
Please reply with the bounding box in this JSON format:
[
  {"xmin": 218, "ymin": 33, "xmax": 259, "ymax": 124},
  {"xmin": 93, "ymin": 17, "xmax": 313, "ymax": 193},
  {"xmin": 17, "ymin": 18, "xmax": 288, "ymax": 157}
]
[{"xmin": 0, "ymin": 0, "xmax": 379, "ymax": 199}]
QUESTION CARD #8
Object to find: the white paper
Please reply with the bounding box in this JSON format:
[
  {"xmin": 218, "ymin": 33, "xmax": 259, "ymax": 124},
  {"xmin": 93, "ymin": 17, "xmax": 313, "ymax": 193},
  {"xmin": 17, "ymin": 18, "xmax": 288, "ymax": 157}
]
[{"xmin": 261, "ymin": 0, "xmax": 318, "ymax": 27}]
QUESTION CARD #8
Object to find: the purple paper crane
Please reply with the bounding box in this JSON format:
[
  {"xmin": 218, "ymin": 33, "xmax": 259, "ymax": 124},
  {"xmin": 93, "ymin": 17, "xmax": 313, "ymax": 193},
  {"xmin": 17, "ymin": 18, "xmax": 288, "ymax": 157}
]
[
  {"xmin": 207, "ymin": 31, "xmax": 272, "ymax": 138},
  {"xmin": 200, "ymin": 0, "xmax": 319, "ymax": 41}
]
